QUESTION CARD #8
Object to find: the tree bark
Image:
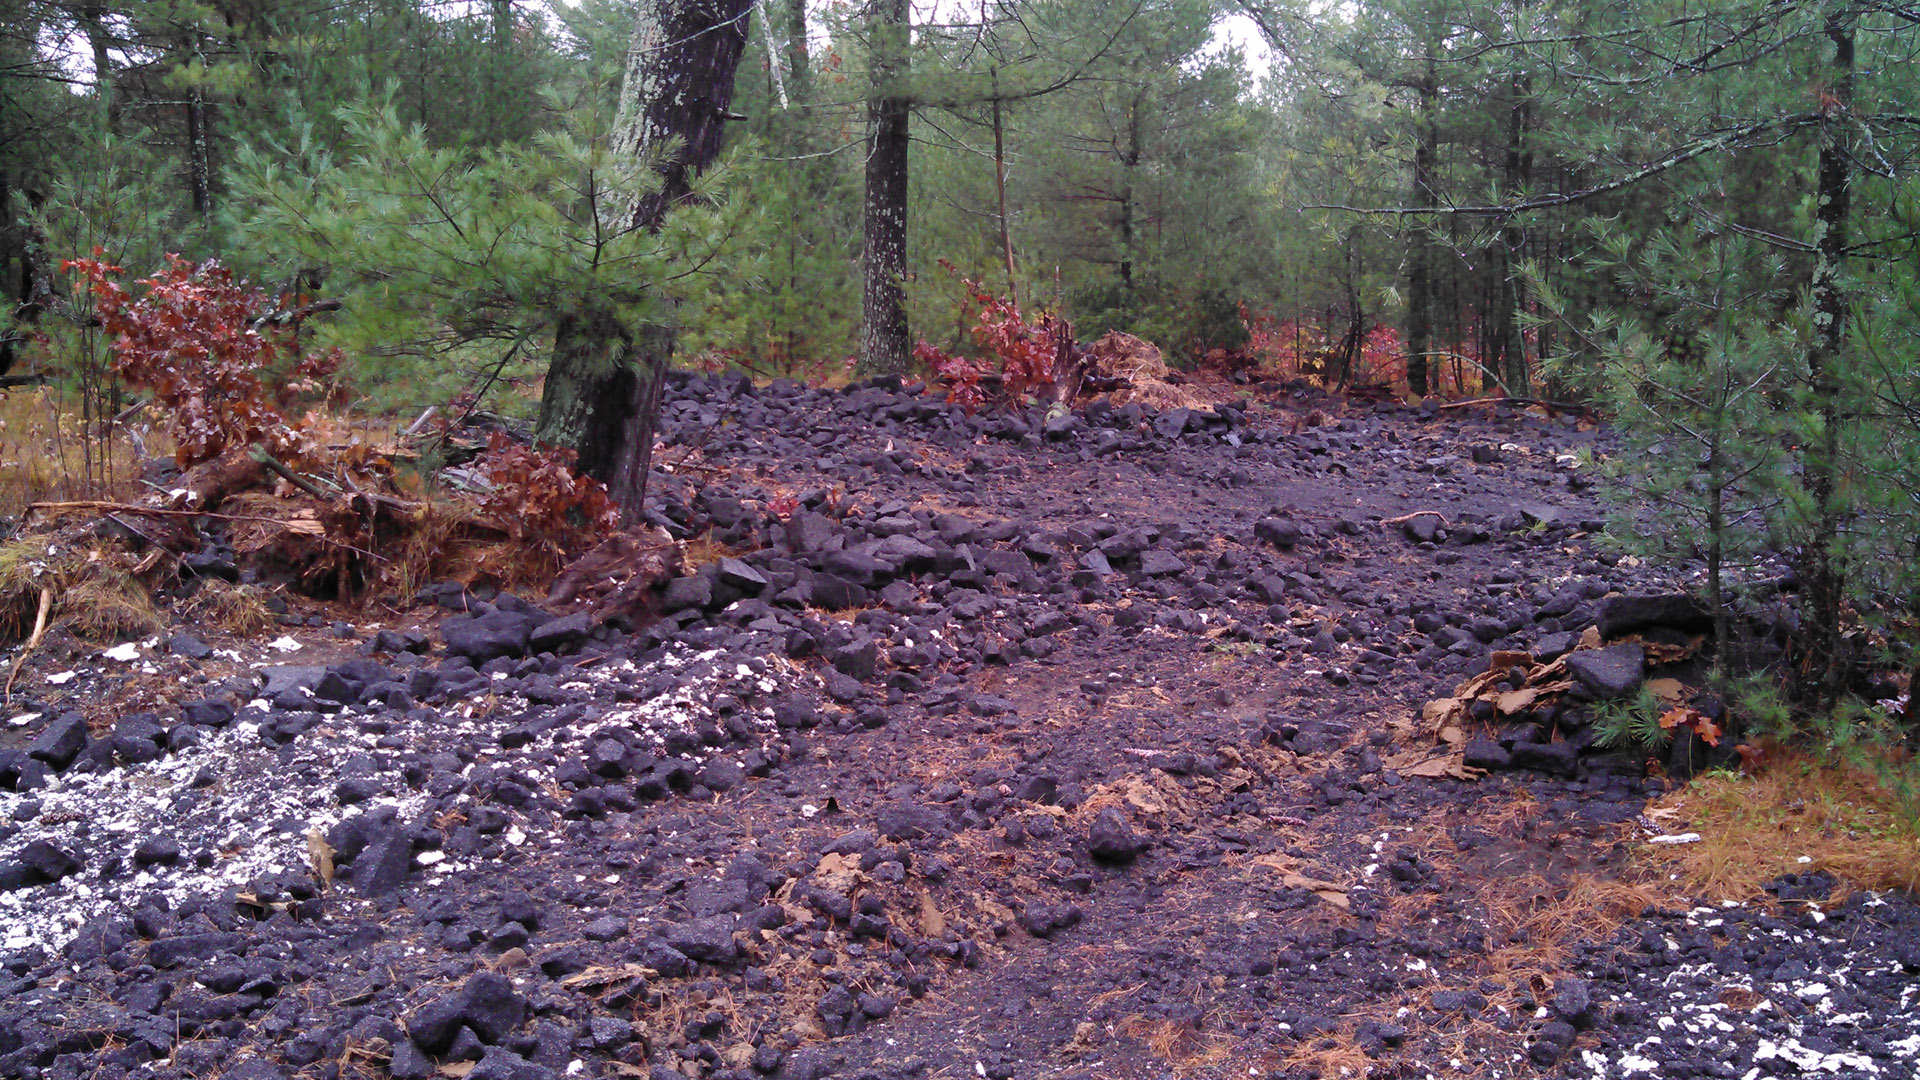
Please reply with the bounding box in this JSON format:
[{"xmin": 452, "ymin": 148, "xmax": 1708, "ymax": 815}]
[
  {"xmin": 784, "ymin": 0, "xmax": 810, "ymax": 96},
  {"xmin": 1800, "ymin": 6, "xmax": 1854, "ymax": 698},
  {"xmin": 487, "ymin": 0, "xmax": 517, "ymax": 143},
  {"xmin": 1118, "ymin": 90, "xmax": 1141, "ymax": 298},
  {"xmin": 536, "ymin": 0, "xmax": 754, "ymax": 523},
  {"xmin": 860, "ymin": 0, "xmax": 912, "ymax": 374},
  {"xmin": 1494, "ymin": 69, "xmax": 1532, "ymax": 395},
  {"xmin": 991, "ymin": 72, "xmax": 1017, "ymax": 308},
  {"xmin": 185, "ymin": 44, "xmax": 214, "ymax": 222},
  {"xmin": 1404, "ymin": 54, "xmax": 1437, "ymax": 398}
]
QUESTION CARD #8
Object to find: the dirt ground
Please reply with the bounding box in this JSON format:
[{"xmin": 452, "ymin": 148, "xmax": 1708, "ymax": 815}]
[{"xmin": 0, "ymin": 373, "xmax": 1914, "ymax": 1080}]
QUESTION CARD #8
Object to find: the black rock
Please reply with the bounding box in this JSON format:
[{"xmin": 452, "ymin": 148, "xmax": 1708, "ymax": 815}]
[
  {"xmin": 146, "ymin": 932, "xmax": 244, "ymax": 968},
  {"xmin": 0, "ymin": 840, "xmax": 82, "ymax": 890},
  {"xmin": 1087, "ymin": 806, "xmax": 1147, "ymax": 863},
  {"xmin": 441, "ymin": 610, "xmax": 534, "ymax": 663},
  {"xmin": 661, "ymin": 575, "xmax": 713, "ymax": 613},
  {"xmin": 350, "ymin": 829, "xmax": 413, "ymax": 897},
  {"xmin": 876, "ymin": 804, "xmax": 944, "ymax": 841},
  {"xmin": 1137, "ymin": 550, "xmax": 1187, "ymax": 577},
  {"xmin": 390, "ymin": 1041, "xmax": 435, "ymax": 1080},
  {"xmin": 27, "ymin": 713, "xmax": 89, "ymax": 771},
  {"xmin": 830, "ymin": 638, "xmax": 880, "ymax": 681},
  {"xmin": 313, "ymin": 670, "xmax": 362, "ymax": 705},
  {"xmin": 808, "ymin": 574, "xmax": 868, "ymax": 611},
  {"xmin": 784, "ymin": 511, "xmax": 839, "ymax": 554},
  {"xmin": 1597, "ymin": 593, "xmax": 1711, "ymax": 638},
  {"xmin": 1552, "ymin": 977, "xmax": 1595, "ymax": 1028},
  {"xmin": 1019, "ymin": 903, "xmax": 1083, "ymax": 938},
  {"xmin": 717, "ymin": 558, "xmax": 769, "ymax": 591},
  {"xmin": 260, "ymin": 665, "xmax": 327, "ymax": 698},
  {"xmin": 133, "ymin": 836, "xmax": 183, "ymax": 868},
  {"xmin": 1565, "ymin": 644, "xmax": 1645, "ymax": 700},
  {"xmin": 1254, "ymin": 518, "xmax": 1302, "ymax": 549},
  {"xmin": 167, "ymin": 632, "xmax": 214, "ymax": 660},
  {"xmin": 663, "ymin": 915, "xmax": 739, "ymax": 963},
  {"xmin": 180, "ymin": 699, "xmax": 236, "ymax": 727},
  {"xmin": 1529, "ymin": 1020, "xmax": 1577, "ymax": 1066},
  {"xmin": 111, "ymin": 713, "xmax": 168, "ymax": 765},
  {"xmin": 1508, "ymin": 740, "xmax": 1578, "ymax": 776},
  {"xmin": 1532, "ymin": 631, "xmax": 1577, "ymax": 662},
  {"xmin": 1461, "ymin": 738, "xmax": 1511, "ymax": 771},
  {"xmin": 528, "ymin": 613, "xmax": 593, "ymax": 653},
  {"xmin": 458, "ymin": 971, "xmax": 527, "ymax": 1043},
  {"xmin": 1401, "ymin": 514, "xmax": 1443, "ymax": 543}
]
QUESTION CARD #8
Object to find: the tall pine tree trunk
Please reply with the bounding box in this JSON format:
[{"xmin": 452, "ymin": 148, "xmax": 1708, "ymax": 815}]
[
  {"xmin": 990, "ymin": 72, "xmax": 1017, "ymax": 307},
  {"xmin": 185, "ymin": 43, "xmax": 214, "ymax": 223},
  {"xmin": 536, "ymin": 0, "xmax": 753, "ymax": 522},
  {"xmin": 1404, "ymin": 54, "xmax": 1437, "ymax": 398},
  {"xmin": 1495, "ymin": 70, "xmax": 1532, "ymax": 395},
  {"xmin": 1801, "ymin": 7, "xmax": 1854, "ymax": 696},
  {"xmin": 860, "ymin": 0, "xmax": 911, "ymax": 373},
  {"xmin": 785, "ymin": 0, "xmax": 810, "ymax": 95},
  {"xmin": 1118, "ymin": 90, "xmax": 1141, "ymax": 299}
]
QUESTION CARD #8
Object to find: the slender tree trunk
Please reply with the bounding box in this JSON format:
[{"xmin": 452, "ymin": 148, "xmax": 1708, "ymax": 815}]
[
  {"xmin": 1496, "ymin": 70, "xmax": 1532, "ymax": 395},
  {"xmin": 1404, "ymin": 55, "xmax": 1437, "ymax": 398},
  {"xmin": 185, "ymin": 44, "xmax": 214, "ymax": 222},
  {"xmin": 488, "ymin": 0, "xmax": 516, "ymax": 143},
  {"xmin": 1801, "ymin": 7, "xmax": 1854, "ymax": 697},
  {"xmin": 990, "ymin": 74, "xmax": 1016, "ymax": 307},
  {"xmin": 536, "ymin": 0, "xmax": 754, "ymax": 522},
  {"xmin": 1118, "ymin": 90, "xmax": 1141, "ymax": 299},
  {"xmin": 785, "ymin": 0, "xmax": 810, "ymax": 95},
  {"xmin": 80, "ymin": 6, "xmax": 116, "ymax": 128},
  {"xmin": 860, "ymin": 0, "xmax": 911, "ymax": 373},
  {"xmin": 0, "ymin": 174, "xmax": 18, "ymax": 378}
]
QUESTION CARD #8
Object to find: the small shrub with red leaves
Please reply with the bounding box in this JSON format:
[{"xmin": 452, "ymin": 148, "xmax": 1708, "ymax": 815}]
[
  {"xmin": 914, "ymin": 263, "xmax": 1067, "ymax": 411},
  {"xmin": 473, "ymin": 433, "xmax": 622, "ymax": 563},
  {"xmin": 65, "ymin": 254, "xmax": 343, "ymax": 468}
]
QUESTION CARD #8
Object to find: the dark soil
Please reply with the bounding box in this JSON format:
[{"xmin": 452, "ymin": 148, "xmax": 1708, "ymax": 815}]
[{"xmin": 1, "ymin": 374, "xmax": 1914, "ymax": 1080}]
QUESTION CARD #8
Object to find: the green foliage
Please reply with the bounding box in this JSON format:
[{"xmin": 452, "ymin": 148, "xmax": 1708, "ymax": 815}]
[
  {"xmin": 1591, "ymin": 686, "xmax": 1669, "ymax": 752},
  {"xmin": 230, "ymin": 100, "xmax": 760, "ymax": 413}
]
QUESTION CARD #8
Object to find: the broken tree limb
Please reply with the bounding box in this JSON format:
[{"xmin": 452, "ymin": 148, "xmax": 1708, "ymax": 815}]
[
  {"xmin": 1381, "ymin": 511, "xmax": 1454, "ymax": 527},
  {"xmin": 26, "ymin": 501, "xmax": 308, "ymax": 525},
  {"xmin": 1435, "ymin": 396, "xmax": 1591, "ymax": 413},
  {"xmin": 248, "ymin": 445, "xmax": 330, "ymax": 501},
  {"xmin": 4, "ymin": 586, "xmax": 55, "ymax": 704}
]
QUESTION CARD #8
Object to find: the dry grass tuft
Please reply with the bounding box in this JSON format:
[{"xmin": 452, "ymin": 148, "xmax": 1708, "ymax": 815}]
[
  {"xmin": 179, "ymin": 579, "xmax": 275, "ymax": 637},
  {"xmin": 681, "ymin": 530, "xmax": 742, "ymax": 570},
  {"xmin": 1643, "ymin": 753, "xmax": 1920, "ymax": 899},
  {"xmin": 0, "ymin": 533, "xmax": 161, "ymax": 643},
  {"xmin": 0, "ymin": 536, "xmax": 52, "ymax": 636},
  {"xmin": 64, "ymin": 565, "xmax": 162, "ymax": 641},
  {"xmin": 0, "ymin": 388, "xmax": 156, "ymax": 520}
]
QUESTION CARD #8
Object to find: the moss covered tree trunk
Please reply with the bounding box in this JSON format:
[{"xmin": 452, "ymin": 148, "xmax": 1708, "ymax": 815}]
[{"xmin": 537, "ymin": 0, "xmax": 753, "ymax": 523}]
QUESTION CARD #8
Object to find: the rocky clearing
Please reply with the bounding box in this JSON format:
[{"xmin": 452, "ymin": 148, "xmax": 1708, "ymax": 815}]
[{"xmin": 1, "ymin": 374, "xmax": 1915, "ymax": 1080}]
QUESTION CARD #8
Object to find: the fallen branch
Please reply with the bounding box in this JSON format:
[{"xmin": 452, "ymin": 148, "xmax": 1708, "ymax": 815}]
[
  {"xmin": 1381, "ymin": 511, "xmax": 1454, "ymax": 526},
  {"xmin": 26, "ymin": 500, "xmax": 305, "ymax": 525},
  {"xmin": 1436, "ymin": 396, "xmax": 1591, "ymax": 413},
  {"xmin": 4, "ymin": 586, "xmax": 54, "ymax": 704},
  {"xmin": 249, "ymin": 445, "xmax": 331, "ymax": 501}
]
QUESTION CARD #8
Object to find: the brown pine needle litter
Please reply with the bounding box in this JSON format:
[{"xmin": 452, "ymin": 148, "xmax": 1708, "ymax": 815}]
[{"xmin": 1642, "ymin": 752, "xmax": 1920, "ymax": 900}]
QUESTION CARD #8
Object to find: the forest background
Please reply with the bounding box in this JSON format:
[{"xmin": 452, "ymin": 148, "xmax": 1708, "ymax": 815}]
[{"xmin": 2, "ymin": 0, "xmax": 1919, "ymax": 734}]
